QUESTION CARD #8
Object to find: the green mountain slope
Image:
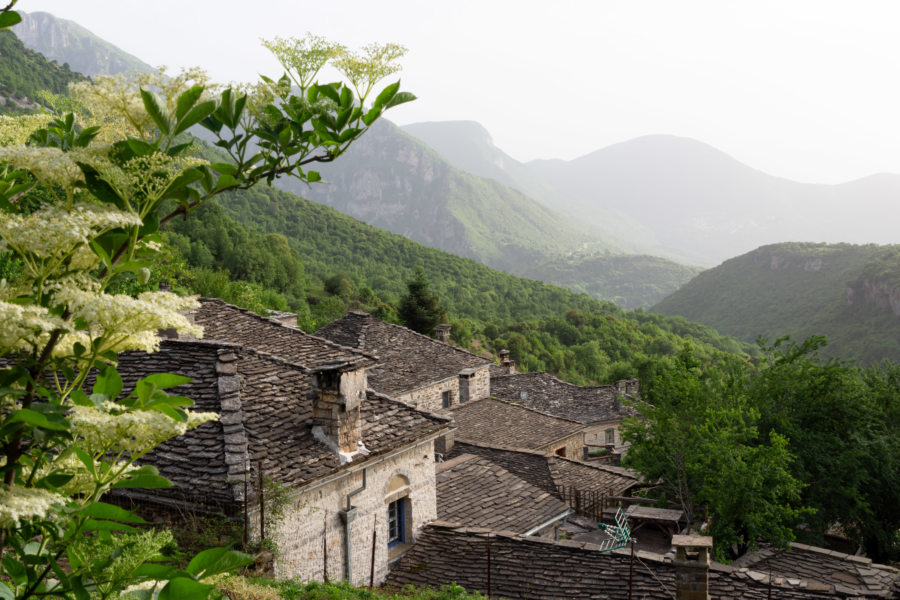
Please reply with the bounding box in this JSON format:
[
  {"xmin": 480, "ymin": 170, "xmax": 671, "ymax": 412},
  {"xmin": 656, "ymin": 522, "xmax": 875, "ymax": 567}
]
[
  {"xmin": 652, "ymin": 242, "xmax": 900, "ymax": 363},
  {"xmin": 15, "ymin": 11, "xmax": 154, "ymax": 76},
  {"xmin": 0, "ymin": 30, "xmax": 85, "ymax": 114},
  {"xmin": 523, "ymin": 253, "xmax": 701, "ymax": 310}
]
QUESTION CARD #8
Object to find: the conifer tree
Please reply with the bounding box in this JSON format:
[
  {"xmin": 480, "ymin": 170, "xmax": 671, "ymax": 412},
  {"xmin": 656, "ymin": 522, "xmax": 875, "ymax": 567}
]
[{"xmin": 399, "ymin": 268, "xmax": 447, "ymax": 335}]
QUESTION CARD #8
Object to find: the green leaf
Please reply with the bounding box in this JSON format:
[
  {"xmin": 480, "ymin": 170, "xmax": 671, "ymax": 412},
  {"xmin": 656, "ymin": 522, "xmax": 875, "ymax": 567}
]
[
  {"xmin": 81, "ymin": 518, "xmax": 138, "ymax": 532},
  {"xmin": 81, "ymin": 501, "xmax": 148, "ymax": 524},
  {"xmin": 361, "ymin": 107, "xmax": 382, "ymax": 126},
  {"xmin": 93, "ymin": 365, "xmax": 123, "ymax": 399},
  {"xmin": 173, "ymin": 100, "xmax": 217, "ymax": 137},
  {"xmin": 210, "ymin": 162, "xmax": 237, "ymax": 176},
  {"xmin": 315, "ymin": 83, "xmax": 341, "ymax": 104},
  {"xmin": 140, "ymin": 211, "xmax": 160, "ymax": 236},
  {"xmin": 215, "ymin": 174, "xmax": 238, "ymax": 191},
  {"xmin": 142, "ymin": 373, "xmax": 192, "ymax": 389},
  {"xmin": 0, "ymin": 11, "xmax": 22, "ymax": 29},
  {"xmin": 307, "ymin": 171, "xmax": 321, "ymax": 183},
  {"xmin": 6, "ymin": 408, "xmax": 68, "ymax": 431},
  {"xmin": 141, "ymin": 89, "xmax": 170, "ymax": 135},
  {"xmin": 112, "ymin": 466, "xmax": 172, "ymax": 490},
  {"xmin": 133, "ymin": 563, "xmax": 178, "ymax": 579},
  {"xmin": 186, "ymin": 547, "xmax": 254, "ymax": 579},
  {"xmin": 78, "ymin": 164, "xmax": 128, "ymax": 210},
  {"xmin": 374, "ymin": 81, "xmax": 400, "ymax": 109},
  {"xmin": 2, "ymin": 556, "xmax": 27, "ymax": 585},
  {"xmin": 158, "ymin": 577, "xmax": 214, "ymax": 600},
  {"xmin": 72, "ymin": 446, "xmax": 96, "ymax": 477},
  {"xmin": 385, "ymin": 91, "xmax": 417, "ymax": 109},
  {"xmin": 176, "ymin": 85, "xmax": 204, "ymax": 120},
  {"xmin": 160, "ymin": 167, "xmax": 204, "ymax": 199},
  {"xmin": 0, "ymin": 581, "xmax": 12, "ymax": 600},
  {"xmin": 125, "ymin": 139, "xmax": 155, "ymax": 157}
]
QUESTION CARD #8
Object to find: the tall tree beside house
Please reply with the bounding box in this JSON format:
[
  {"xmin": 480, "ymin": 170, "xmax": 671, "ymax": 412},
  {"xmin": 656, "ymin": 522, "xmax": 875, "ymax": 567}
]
[{"xmin": 399, "ymin": 267, "xmax": 448, "ymax": 335}]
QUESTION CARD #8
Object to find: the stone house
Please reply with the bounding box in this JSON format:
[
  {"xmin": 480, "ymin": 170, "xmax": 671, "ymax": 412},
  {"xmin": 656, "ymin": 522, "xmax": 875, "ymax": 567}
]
[
  {"xmin": 447, "ymin": 397, "xmax": 587, "ymax": 460},
  {"xmin": 387, "ymin": 523, "xmax": 900, "ymax": 599},
  {"xmin": 490, "ymin": 371, "xmax": 638, "ymax": 450},
  {"xmin": 315, "ymin": 312, "xmax": 492, "ymax": 413},
  {"xmin": 113, "ymin": 301, "xmax": 456, "ymax": 586},
  {"xmin": 435, "ymin": 453, "xmax": 572, "ymax": 538}
]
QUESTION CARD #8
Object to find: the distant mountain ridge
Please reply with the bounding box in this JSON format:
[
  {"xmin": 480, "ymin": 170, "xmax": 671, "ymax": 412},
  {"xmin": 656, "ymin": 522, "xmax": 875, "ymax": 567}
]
[
  {"xmin": 652, "ymin": 242, "xmax": 900, "ymax": 363},
  {"xmin": 15, "ymin": 11, "xmax": 154, "ymax": 76}
]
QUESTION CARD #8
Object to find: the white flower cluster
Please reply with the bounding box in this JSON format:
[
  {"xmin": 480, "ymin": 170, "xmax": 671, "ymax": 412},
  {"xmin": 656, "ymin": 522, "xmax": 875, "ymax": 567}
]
[
  {"xmin": 0, "ymin": 301, "xmax": 71, "ymax": 354},
  {"xmin": 69, "ymin": 404, "xmax": 218, "ymax": 455},
  {"xmin": 0, "ymin": 203, "xmax": 142, "ymax": 265},
  {"xmin": 0, "ymin": 485, "xmax": 65, "ymax": 527},
  {"xmin": 0, "ymin": 114, "xmax": 53, "ymax": 146},
  {"xmin": 53, "ymin": 289, "xmax": 203, "ymax": 355},
  {"xmin": 0, "ymin": 146, "xmax": 84, "ymax": 192},
  {"xmin": 29, "ymin": 453, "xmax": 140, "ymax": 495},
  {"xmin": 91, "ymin": 153, "xmax": 208, "ymax": 214}
]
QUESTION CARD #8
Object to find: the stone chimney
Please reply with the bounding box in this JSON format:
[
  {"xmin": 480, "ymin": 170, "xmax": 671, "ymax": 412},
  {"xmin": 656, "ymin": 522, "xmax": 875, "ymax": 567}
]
[
  {"xmin": 458, "ymin": 368, "xmax": 475, "ymax": 403},
  {"xmin": 499, "ymin": 349, "xmax": 516, "ymax": 374},
  {"xmin": 308, "ymin": 360, "xmax": 368, "ymax": 462},
  {"xmin": 434, "ymin": 323, "xmax": 451, "ymax": 343},
  {"xmin": 615, "ymin": 379, "xmax": 627, "ymax": 394},
  {"xmin": 267, "ymin": 310, "xmax": 299, "ymax": 328},
  {"xmin": 625, "ymin": 378, "xmax": 639, "ymax": 396},
  {"xmin": 671, "ymin": 534, "xmax": 713, "ymax": 600}
]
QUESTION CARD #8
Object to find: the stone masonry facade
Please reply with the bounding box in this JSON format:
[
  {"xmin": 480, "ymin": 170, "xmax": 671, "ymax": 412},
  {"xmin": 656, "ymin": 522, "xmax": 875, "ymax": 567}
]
[
  {"xmin": 396, "ymin": 365, "xmax": 490, "ymax": 413},
  {"xmin": 267, "ymin": 440, "xmax": 438, "ymax": 586}
]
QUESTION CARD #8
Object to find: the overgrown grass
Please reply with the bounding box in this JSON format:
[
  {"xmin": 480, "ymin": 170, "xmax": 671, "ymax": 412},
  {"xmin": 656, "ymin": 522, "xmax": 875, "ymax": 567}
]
[{"xmin": 215, "ymin": 577, "xmax": 488, "ymax": 600}]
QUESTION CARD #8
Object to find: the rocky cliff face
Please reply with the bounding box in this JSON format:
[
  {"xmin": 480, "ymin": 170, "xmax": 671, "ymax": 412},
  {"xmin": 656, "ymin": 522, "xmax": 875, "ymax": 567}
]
[
  {"xmin": 15, "ymin": 12, "xmax": 153, "ymax": 76},
  {"xmin": 846, "ymin": 278, "xmax": 900, "ymax": 316}
]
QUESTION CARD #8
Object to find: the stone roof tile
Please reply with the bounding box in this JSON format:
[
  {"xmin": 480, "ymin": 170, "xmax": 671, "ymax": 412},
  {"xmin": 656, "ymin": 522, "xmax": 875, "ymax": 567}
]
[
  {"xmin": 491, "ymin": 371, "xmax": 637, "ymax": 424},
  {"xmin": 448, "ymin": 398, "xmax": 584, "ymax": 451},
  {"xmin": 386, "ymin": 523, "xmax": 853, "ymax": 599},
  {"xmin": 315, "ymin": 312, "xmax": 491, "ymax": 396},
  {"xmin": 436, "ymin": 454, "xmax": 569, "ymax": 534}
]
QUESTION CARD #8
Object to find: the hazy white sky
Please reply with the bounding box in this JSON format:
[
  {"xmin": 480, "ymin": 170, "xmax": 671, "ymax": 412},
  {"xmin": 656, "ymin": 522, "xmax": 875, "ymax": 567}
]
[{"xmin": 21, "ymin": 0, "xmax": 900, "ymax": 183}]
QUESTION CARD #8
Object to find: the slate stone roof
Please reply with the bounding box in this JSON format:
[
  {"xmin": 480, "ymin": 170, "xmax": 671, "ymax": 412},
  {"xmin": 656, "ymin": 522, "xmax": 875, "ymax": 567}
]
[
  {"xmin": 449, "ymin": 441, "xmax": 638, "ymax": 498},
  {"xmin": 194, "ymin": 298, "xmax": 377, "ymax": 369},
  {"xmin": 386, "ymin": 522, "xmax": 857, "ymax": 599},
  {"xmin": 112, "ymin": 339, "xmax": 452, "ymax": 511},
  {"xmin": 447, "ymin": 398, "xmax": 584, "ymax": 451},
  {"xmin": 315, "ymin": 312, "xmax": 491, "ymax": 397},
  {"xmin": 731, "ymin": 542, "xmax": 900, "ymax": 598},
  {"xmin": 490, "ymin": 371, "xmax": 636, "ymax": 424},
  {"xmin": 436, "ymin": 454, "xmax": 570, "ymax": 534}
]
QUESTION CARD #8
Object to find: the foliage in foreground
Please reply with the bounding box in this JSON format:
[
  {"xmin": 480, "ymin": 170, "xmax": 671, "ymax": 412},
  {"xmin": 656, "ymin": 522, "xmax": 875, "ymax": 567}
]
[{"xmin": 0, "ymin": 1, "xmax": 414, "ymax": 595}]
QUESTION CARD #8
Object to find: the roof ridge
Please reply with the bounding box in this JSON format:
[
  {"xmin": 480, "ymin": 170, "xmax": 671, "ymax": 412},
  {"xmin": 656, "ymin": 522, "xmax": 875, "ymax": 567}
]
[
  {"xmin": 200, "ymin": 297, "xmax": 379, "ymax": 363},
  {"xmin": 546, "ymin": 454, "xmax": 638, "ymax": 479},
  {"xmin": 346, "ymin": 311, "xmax": 492, "ymax": 366},
  {"xmin": 493, "ymin": 370, "xmax": 621, "ymax": 393}
]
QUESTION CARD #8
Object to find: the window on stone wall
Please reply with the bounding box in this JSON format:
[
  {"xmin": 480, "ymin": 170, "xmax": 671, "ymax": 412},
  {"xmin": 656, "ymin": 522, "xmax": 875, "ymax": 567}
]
[
  {"xmin": 555, "ymin": 446, "xmax": 566, "ymax": 458},
  {"xmin": 388, "ymin": 497, "xmax": 406, "ymax": 548},
  {"xmin": 441, "ymin": 390, "xmax": 451, "ymax": 408},
  {"xmin": 605, "ymin": 428, "xmax": 616, "ymax": 445}
]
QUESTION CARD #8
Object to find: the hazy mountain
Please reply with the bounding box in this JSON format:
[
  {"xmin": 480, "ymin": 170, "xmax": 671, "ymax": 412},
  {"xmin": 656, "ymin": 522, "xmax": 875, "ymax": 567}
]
[
  {"xmin": 14, "ymin": 11, "xmax": 154, "ymax": 76},
  {"xmin": 652, "ymin": 242, "xmax": 900, "ymax": 363},
  {"xmin": 401, "ymin": 120, "xmax": 660, "ymax": 256},
  {"xmin": 280, "ymin": 119, "xmax": 609, "ymax": 273},
  {"xmin": 528, "ymin": 135, "xmax": 900, "ymax": 266}
]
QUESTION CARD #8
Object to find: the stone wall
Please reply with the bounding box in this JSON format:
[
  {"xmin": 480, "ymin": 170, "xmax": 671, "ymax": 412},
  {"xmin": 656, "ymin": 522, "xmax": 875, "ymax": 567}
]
[
  {"xmin": 265, "ymin": 440, "xmax": 437, "ymax": 586},
  {"xmin": 544, "ymin": 432, "xmax": 585, "ymax": 461},
  {"xmin": 583, "ymin": 422, "xmax": 622, "ymax": 447},
  {"xmin": 396, "ymin": 365, "xmax": 490, "ymax": 413}
]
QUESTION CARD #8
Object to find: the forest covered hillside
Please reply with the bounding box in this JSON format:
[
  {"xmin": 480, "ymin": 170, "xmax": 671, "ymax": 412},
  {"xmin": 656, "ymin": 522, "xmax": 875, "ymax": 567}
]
[
  {"xmin": 0, "ymin": 29, "xmax": 84, "ymax": 114},
  {"xmin": 652, "ymin": 242, "xmax": 900, "ymax": 363}
]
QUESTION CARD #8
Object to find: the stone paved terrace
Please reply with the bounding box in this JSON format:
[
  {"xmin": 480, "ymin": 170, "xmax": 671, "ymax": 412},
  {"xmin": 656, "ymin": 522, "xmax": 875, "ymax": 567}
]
[
  {"xmin": 192, "ymin": 297, "xmax": 377, "ymax": 369},
  {"xmin": 436, "ymin": 454, "xmax": 570, "ymax": 535},
  {"xmin": 731, "ymin": 542, "xmax": 900, "ymax": 598},
  {"xmin": 315, "ymin": 311, "xmax": 492, "ymax": 397},
  {"xmin": 112, "ymin": 339, "xmax": 452, "ymax": 511},
  {"xmin": 447, "ymin": 398, "xmax": 585, "ymax": 451},
  {"xmin": 448, "ymin": 441, "xmax": 638, "ymax": 498},
  {"xmin": 386, "ymin": 522, "xmax": 861, "ymax": 599},
  {"xmin": 490, "ymin": 371, "xmax": 637, "ymax": 424}
]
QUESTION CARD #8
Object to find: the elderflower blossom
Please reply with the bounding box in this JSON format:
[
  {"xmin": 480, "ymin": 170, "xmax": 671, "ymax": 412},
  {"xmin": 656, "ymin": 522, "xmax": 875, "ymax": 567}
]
[
  {"xmin": 0, "ymin": 485, "xmax": 65, "ymax": 527},
  {"xmin": 0, "ymin": 203, "xmax": 142, "ymax": 264},
  {"xmin": 30, "ymin": 453, "xmax": 140, "ymax": 495},
  {"xmin": 52, "ymin": 288, "xmax": 202, "ymax": 354},
  {"xmin": 0, "ymin": 146, "xmax": 84, "ymax": 191},
  {"xmin": 69, "ymin": 404, "xmax": 218, "ymax": 455},
  {"xmin": 0, "ymin": 301, "xmax": 71, "ymax": 354},
  {"xmin": 0, "ymin": 114, "xmax": 54, "ymax": 145},
  {"xmin": 88, "ymin": 153, "xmax": 207, "ymax": 214}
]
